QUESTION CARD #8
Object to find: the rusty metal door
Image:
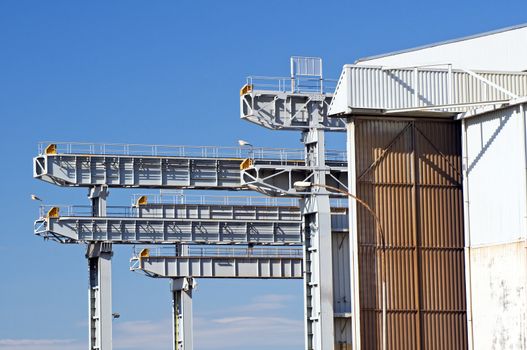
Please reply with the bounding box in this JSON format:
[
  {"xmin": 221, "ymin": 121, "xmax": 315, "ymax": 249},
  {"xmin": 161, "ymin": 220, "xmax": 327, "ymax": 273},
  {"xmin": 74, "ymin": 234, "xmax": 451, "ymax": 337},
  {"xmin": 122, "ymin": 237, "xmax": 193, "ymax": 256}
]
[{"xmin": 353, "ymin": 118, "xmax": 467, "ymax": 350}]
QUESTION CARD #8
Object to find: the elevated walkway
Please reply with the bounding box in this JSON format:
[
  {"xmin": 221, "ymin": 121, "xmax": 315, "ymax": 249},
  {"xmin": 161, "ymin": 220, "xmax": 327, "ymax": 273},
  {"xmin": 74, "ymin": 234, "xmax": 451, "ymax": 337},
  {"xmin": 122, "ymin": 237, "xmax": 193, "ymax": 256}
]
[
  {"xmin": 34, "ymin": 142, "xmax": 347, "ymax": 195},
  {"xmin": 131, "ymin": 246, "xmax": 303, "ymax": 279},
  {"xmin": 34, "ymin": 197, "xmax": 348, "ymax": 244},
  {"xmin": 240, "ymin": 56, "xmax": 345, "ymax": 131}
]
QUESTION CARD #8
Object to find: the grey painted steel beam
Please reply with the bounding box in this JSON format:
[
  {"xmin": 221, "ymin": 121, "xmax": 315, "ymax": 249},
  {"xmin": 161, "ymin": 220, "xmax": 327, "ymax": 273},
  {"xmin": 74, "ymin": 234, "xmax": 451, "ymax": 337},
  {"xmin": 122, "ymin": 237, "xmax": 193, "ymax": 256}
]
[
  {"xmin": 138, "ymin": 203, "xmax": 349, "ymax": 231},
  {"xmin": 35, "ymin": 203, "xmax": 348, "ymax": 245},
  {"xmin": 241, "ymin": 163, "xmax": 348, "ymax": 197},
  {"xmin": 33, "ymin": 153, "xmax": 347, "ymax": 192},
  {"xmin": 33, "ymin": 154, "xmax": 243, "ymax": 189},
  {"xmin": 136, "ymin": 203, "xmax": 302, "ymax": 222},
  {"xmin": 132, "ymin": 254, "xmax": 303, "ymax": 279},
  {"xmin": 240, "ymin": 90, "xmax": 346, "ymax": 131},
  {"xmin": 35, "ymin": 216, "xmax": 303, "ymax": 245}
]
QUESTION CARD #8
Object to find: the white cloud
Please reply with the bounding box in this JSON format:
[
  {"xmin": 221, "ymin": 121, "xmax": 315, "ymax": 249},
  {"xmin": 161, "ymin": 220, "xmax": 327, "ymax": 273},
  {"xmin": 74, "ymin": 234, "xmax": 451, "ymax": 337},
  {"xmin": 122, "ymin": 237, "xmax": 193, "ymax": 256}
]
[
  {"xmin": 194, "ymin": 293, "xmax": 304, "ymax": 349},
  {"xmin": 195, "ymin": 315, "xmax": 303, "ymax": 349},
  {"xmin": 0, "ymin": 293, "xmax": 303, "ymax": 350},
  {"xmin": 0, "ymin": 339, "xmax": 84, "ymax": 350},
  {"xmin": 111, "ymin": 293, "xmax": 304, "ymax": 350},
  {"xmin": 237, "ymin": 293, "xmax": 297, "ymax": 312},
  {"xmin": 113, "ymin": 320, "xmax": 171, "ymax": 349}
]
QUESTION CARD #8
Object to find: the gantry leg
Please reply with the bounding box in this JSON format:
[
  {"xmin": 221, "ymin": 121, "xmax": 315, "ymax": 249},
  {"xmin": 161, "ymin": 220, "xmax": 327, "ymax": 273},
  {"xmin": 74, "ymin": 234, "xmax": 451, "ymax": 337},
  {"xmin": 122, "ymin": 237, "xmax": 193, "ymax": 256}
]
[
  {"xmin": 172, "ymin": 277, "xmax": 196, "ymax": 350},
  {"xmin": 87, "ymin": 185, "xmax": 113, "ymax": 350},
  {"xmin": 87, "ymin": 242, "xmax": 113, "ymax": 350},
  {"xmin": 302, "ymin": 128, "xmax": 335, "ymax": 350}
]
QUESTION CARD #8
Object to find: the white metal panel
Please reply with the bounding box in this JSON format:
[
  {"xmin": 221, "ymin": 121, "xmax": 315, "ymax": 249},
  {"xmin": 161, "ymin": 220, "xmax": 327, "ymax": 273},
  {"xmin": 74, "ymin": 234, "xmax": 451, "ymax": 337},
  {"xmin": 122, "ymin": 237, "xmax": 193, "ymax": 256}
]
[
  {"xmin": 329, "ymin": 67, "xmax": 351, "ymax": 116},
  {"xmin": 469, "ymin": 241, "xmax": 527, "ymax": 350},
  {"xmin": 329, "ymin": 65, "xmax": 527, "ymax": 116},
  {"xmin": 357, "ymin": 25, "xmax": 527, "ymax": 71},
  {"xmin": 465, "ymin": 105, "xmax": 527, "ymax": 245}
]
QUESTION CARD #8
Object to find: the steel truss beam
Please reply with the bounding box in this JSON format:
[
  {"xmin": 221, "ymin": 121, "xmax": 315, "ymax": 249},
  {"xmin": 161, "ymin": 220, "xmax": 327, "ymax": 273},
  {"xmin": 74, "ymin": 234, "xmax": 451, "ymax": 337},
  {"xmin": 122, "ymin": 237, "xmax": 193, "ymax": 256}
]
[
  {"xmin": 35, "ymin": 216, "xmax": 303, "ymax": 245},
  {"xmin": 35, "ymin": 202, "xmax": 348, "ymax": 245},
  {"xmin": 240, "ymin": 89, "xmax": 346, "ymax": 131},
  {"xmin": 33, "ymin": 153, "xmax": 347, "ymax": 190},
  {"xmin": 241, "ymin": 163, "xmax": 347, "ymax": 197}
]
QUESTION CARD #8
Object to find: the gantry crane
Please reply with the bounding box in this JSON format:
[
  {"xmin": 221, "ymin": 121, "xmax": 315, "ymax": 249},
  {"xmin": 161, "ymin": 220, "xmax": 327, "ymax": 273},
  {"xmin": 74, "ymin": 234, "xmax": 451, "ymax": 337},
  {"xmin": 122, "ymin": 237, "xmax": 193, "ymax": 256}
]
[{"xmin": 33, "ymin": 57, "xmax": 351, "ymax": 350}]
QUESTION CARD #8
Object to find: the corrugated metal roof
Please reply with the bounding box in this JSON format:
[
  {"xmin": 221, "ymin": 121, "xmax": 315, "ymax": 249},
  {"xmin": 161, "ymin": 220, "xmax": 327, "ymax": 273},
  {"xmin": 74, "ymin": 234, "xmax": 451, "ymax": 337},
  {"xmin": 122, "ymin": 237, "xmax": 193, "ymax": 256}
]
[{"xmin": 356, "ymin": 23, "xmax": 527, "ymax": 64}]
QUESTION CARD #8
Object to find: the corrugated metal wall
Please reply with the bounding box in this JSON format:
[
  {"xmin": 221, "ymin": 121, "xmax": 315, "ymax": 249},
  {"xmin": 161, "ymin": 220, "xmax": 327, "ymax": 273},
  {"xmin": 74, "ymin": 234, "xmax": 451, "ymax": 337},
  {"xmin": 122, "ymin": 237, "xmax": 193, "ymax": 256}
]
[
  {"xmin": 352, "ymin": 117, "xmax": 467, "ymax": 349},
  {"xmin": 329, "ymin": 65, "xmax": 527, "ymax": 115}
]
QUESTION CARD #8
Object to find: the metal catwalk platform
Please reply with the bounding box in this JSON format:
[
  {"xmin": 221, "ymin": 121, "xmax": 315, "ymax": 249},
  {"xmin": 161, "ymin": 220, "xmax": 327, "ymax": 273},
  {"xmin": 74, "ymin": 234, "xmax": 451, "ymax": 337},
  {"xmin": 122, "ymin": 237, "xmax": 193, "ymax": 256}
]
[
  {"xmin": 35, "ymin": 206, "xmax": 302, "ymax": 245},
  {"xmin": 131, "ymin": 246, "xmax": 303, "ymax": 279},
  {"xmin": 240, "ymin": 76, "xmax": 345, "ymax": 131},
  {"xmin": 34, "ymin": 200, "xmax": 348, "ymax": 244},
  {"xmin": 33, "ymin": 142, "xmax": 347, "ymax": 195}
]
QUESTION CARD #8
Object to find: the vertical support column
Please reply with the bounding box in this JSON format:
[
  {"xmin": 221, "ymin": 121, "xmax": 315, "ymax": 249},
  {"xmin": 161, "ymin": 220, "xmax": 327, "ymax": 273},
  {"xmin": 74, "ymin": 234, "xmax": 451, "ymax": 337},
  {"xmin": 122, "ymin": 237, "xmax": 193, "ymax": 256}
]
[
  {"xmin": 302, "ymin": 128, "xmax": 335, "ymax": 350},
  {"xmin": 347, "ymin": 121, "xmax": 362, "ymax": 350},
  {"xmin": 172, "ymin": 277, "xmax": 195, "ymax": 350},
  {"xmin": 461, "ymin": 118, "xmax": 475, "ymax": 350},
  {"xmin": 87, "ymin": 185, "xmax": 113, "ymax": 350}
]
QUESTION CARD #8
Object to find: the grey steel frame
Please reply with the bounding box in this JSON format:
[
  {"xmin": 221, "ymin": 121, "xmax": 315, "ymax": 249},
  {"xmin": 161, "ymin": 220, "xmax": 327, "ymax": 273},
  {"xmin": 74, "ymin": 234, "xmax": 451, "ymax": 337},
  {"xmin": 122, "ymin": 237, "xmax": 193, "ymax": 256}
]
[
  {"xmin": 87, "ymin": 186, "xmax": 112, "ymax": 350},
  {"xmin": 33, "ymin": 58, "xmax": 350, "ymax": 350},
  {"xmin": 239, "ymin": 59, "xmax": 350, "ymax": 350},
  {"xmin": 33, "ymin": 152, "xmax": 347, "ymax": 196}
]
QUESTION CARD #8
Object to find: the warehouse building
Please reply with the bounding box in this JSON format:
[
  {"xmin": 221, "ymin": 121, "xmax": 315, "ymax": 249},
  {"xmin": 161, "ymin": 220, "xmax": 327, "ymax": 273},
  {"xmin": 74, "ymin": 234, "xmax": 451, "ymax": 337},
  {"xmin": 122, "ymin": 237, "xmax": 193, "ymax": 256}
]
[{"xmin": 329, "ymin": 24, "xmax": 527, "ymax": 350}]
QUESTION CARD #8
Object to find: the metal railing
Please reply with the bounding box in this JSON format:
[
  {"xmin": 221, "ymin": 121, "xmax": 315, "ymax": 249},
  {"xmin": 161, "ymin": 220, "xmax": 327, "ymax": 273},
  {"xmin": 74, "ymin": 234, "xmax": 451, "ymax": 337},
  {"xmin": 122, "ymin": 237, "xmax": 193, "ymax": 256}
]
[
  {"xmin": 132, "ymin": 193, "xmax": 299, "ymax": 207},
  {"xmin": 132, "ymin": 192, "xmax": 348, "ymax": 208},
  {"xmin": 368, "ymin": 64, "xmax": 523, "ymax": 113},
  {"xmin": 246, "ymin": 76, "xmax": 337, "ymax": 94},
  {"xmin": 132, "ymin": 246, "xmax": 303, "ymax": 259},
  {"xmin": 38, "ymin": 205, "xmax": 136, "ymax": 218},
  {"xmin": 37, "ymin": 198, "xmax": 347, "ymax": 221},
  {"xmin": 38, "ymin": 141, "xmax": 347, "ymax": 162}
]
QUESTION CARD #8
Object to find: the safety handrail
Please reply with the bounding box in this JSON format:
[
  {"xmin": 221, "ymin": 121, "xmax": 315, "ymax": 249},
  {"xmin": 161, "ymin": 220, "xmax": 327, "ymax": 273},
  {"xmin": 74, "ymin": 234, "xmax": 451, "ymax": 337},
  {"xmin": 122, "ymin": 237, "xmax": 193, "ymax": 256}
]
[
  {"xmin": 132, "ymin": 246, "xmax": 304, "ymax": 259},
  {"xmin": 131, "ymin": 193, "xmax": 300, "ymax": 207},
  {"xmin": 38, "ymin": 205, "xmax": 136, "ymax": 218},
  {"xmin": 37, "ymin": 142, "xmax": 347, "ymax": 162},
  {"xmin": 246, "ymin": 75, "xmax": 337, "ymax": 94}
]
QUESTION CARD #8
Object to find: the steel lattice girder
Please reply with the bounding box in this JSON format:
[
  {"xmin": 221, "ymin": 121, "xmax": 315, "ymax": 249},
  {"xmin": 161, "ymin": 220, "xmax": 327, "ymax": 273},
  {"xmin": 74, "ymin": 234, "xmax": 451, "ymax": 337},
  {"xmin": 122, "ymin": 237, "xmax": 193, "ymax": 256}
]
[
  {"xmin": 35, "ymin": 216, "xmax": 304, "ymax": 244},
  {"xmin": 34, "ymin": 207, "xmax": 348, "ymax": 244},
  {"xmin": 240, "ymin": 90, "xmax": 346, "ymax": 131},
  {"xmin": 241, "ymin": 163, "xmax": 348, "ymax": 196},
  {"xmin": 33, "ymin": 153, "xmax": 347, "ymax": 190}
]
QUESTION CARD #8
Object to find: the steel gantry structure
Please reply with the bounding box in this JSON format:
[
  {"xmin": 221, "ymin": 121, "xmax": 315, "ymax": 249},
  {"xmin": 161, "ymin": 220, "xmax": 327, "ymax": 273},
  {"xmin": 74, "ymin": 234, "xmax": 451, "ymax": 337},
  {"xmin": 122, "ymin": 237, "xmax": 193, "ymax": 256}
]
[
  {"xmin": 33, "ymin": 189, "xmax": 348, "ymax": 349},
  {"xmin": 33, "ymin": 156, "xmax": 348, "ymax": 350},
  {"xmin": 33, "ymin": 57, "xmax": 351, "ymax": 350},
  {"xmin": 240, "ymin": 57, "xmax": 352, "ymax": 349}
]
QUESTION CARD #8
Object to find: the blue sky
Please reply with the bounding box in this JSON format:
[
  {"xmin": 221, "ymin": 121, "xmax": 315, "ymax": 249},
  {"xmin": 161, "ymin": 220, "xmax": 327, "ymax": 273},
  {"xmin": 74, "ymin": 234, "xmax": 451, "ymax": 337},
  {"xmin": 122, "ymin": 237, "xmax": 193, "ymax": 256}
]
[{"xmin": 1, "ymin": 1, "xmax": 526, "ymax": 349}]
